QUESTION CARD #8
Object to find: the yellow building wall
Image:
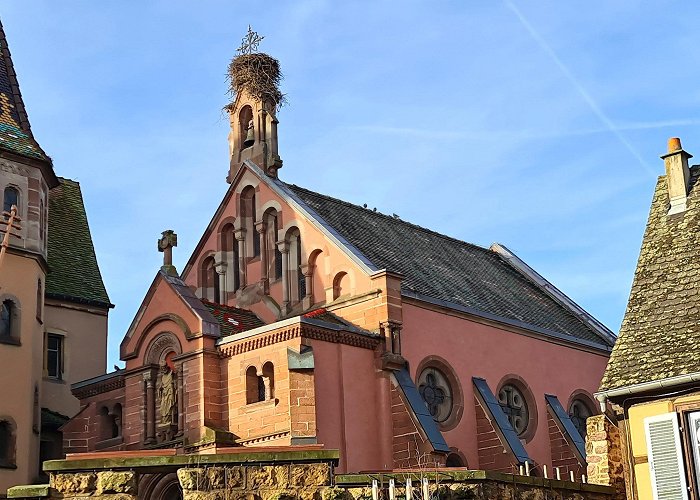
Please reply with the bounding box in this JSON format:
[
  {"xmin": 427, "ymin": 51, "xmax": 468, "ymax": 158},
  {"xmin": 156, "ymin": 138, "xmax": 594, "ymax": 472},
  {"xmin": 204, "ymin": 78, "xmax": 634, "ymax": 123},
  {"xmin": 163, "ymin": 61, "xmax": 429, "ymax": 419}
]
[
  {"xmin": 42, "ymin": 301, "xmax": 108, "ymax": 417},
  {"xmin": 627, "ymin": 397, "xmax": 700, "ymax": 500},
  {"xmin": 0, "ymin": 253, "xmax": 44, "ymax": 494}
]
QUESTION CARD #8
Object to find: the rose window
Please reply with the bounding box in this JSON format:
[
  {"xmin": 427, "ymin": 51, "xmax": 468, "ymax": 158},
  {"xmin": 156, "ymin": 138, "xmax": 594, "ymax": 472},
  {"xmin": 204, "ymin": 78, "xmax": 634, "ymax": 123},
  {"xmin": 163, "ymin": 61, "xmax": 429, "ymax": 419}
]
[
  {"xmin": 417, "ymin": 368, "xmax": 453, "ymax": 423},
  {"xmin": 498, "ymin": 384, "xmax": 529, "ymax": 436}
]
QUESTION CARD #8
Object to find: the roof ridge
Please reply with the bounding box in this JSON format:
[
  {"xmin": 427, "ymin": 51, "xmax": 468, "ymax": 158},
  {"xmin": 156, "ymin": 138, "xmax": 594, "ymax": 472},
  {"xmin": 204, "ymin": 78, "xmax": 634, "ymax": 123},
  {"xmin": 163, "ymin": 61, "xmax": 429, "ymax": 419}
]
[
  {"xmin": 57, "ymin": 177, "xmax": 80, "ymax": 185},
  {"xmin": 285, "ymin": 183, "xmax": 493, "ymax": 255}
]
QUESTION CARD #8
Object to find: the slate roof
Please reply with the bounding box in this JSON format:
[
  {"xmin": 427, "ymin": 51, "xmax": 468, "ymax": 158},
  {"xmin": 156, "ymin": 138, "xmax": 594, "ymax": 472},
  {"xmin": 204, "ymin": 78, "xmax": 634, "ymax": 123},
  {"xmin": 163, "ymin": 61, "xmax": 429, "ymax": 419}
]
[
  {"xmin": 46, "ymin": 178, "xmax": 111, "ymax": 307},
  {"xmin": 600, "ymin": 166, "xmax": 700, "ymax": 391},
  {"xmin": 287, "ymin": 184, "xmax": 612, "ymax": 347},
  {"xmin": 202, "ymin": 300, "xmax": 264, "ymax": 337},
  {"xmin": 0, "ymin": 20, "xmax": 48, "ymax": 161}
]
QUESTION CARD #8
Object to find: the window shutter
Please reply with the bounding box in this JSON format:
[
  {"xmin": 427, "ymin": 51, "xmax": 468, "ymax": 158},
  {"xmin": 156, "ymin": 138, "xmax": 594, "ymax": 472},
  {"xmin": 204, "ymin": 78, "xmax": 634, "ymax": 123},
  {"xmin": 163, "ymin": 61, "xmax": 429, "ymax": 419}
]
[{"xmin": 645, "ymin": 412, "xmax": 689, "ymax": 500}]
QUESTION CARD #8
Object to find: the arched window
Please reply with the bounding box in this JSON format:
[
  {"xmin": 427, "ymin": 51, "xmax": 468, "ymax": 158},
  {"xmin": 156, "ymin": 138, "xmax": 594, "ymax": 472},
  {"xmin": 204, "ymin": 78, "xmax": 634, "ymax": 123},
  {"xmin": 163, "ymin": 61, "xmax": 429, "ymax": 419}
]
[
  {"xmin": 36, "ymin": 279, "xmax": 42, "ymax": 321},
  {"xmin": 246, "ymin": 366, "xmax": 260, "ymax": 404},
  {"xmin": 40, "ymin": 198, "xmax": 46, "ymax": 247},
  {"xmin": 569, "ymin": 398, "xmax": 594, "ymax": 438},
  {"xmin": 112, "ymin": 403, "xmax": 122, "ymax": 438},
  {"xmin": 0, "ymin": 418, "xmax": 16, "ymax": 468},
  {"xmin": 3, "ymin": 187, "xmax": 18, "ymax": 213},
  {"xmin": 0, "ymin": 299, "xmax": 18, "ymax": 340},
  {"xmin": 445, "ymin": 452, "xmax": 466, "ymax": 468},
  {"xmin": 332, "ymin": 272, "xmax": 347, "ymax": 300},
  {"xmin": 287, "ymin": 228, "xmax": 304, "ymax": 302},
  {"xmin": 240, "ymin": 187, "xmax": 259, "ymax": 258},
  {"xmin": 239, "ymin": 105, "xmax": 254, "ymax": 150},
  {"xmin": 264, "ymin": 210, "xmax": 282, "ymax": 281},
  {"xmin": 221, "ymin": 224, "xmax": 239, "ymax": 292},
  {"xmin": 200, "ymin": 256, "xmax": 219, "ymax": 302},
  {"xmin": 262, "ymin": 362, "xmax": 275, "ymax": 400}
]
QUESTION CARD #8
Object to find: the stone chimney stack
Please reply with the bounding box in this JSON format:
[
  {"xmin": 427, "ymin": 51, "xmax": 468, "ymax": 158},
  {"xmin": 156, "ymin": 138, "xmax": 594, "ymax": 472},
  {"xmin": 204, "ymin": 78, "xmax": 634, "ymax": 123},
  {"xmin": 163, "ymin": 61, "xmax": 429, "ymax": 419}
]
[{"xmin": 661, "ymin": 137, "xmax": 692, "ymax": 215}]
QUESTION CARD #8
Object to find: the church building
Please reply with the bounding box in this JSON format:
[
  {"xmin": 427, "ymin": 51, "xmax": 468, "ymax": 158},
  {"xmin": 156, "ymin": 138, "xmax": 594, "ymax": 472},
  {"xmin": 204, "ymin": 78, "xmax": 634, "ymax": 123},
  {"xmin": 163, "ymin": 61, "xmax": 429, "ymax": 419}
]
[
  {"xmin": 0, "ymin": 20, "xmax": 112, "ymax": 496},
  {"xmin": 61, "ymin": 35, "xmax": 614, "ymax": 493}
]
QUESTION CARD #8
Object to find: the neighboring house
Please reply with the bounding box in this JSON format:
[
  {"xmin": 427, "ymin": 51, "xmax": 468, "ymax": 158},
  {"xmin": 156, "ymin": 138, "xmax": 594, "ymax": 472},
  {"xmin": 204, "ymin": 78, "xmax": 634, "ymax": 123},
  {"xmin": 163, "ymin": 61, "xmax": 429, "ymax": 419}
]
[
  {"xmin": 592, "ymin": 137, "xmax": 700, "ymax": 500},
  {"xmin": 0, "ymin": 20, "xmax": 111, "ymax": 495},
  {"xmin": 62, "ymin": 48, "xmax": 614, "ymax": 499}
]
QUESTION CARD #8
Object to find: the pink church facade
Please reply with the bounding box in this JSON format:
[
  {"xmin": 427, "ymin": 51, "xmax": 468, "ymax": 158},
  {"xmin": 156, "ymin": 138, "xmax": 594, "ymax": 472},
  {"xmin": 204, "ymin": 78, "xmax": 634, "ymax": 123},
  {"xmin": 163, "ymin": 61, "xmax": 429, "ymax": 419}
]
[{"xmin": 62, "ymin": 53, "xmax": 613, "ymax": 481}]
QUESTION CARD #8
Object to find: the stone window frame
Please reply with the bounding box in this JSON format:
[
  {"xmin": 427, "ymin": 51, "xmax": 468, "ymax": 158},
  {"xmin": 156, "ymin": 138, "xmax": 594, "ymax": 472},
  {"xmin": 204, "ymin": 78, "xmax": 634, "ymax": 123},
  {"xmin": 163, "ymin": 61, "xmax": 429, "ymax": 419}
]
[
  {"xmin": 415, "ymin": 356, "xmax": 464, "ymax": 432},
  {"xmin": 45, "ymin": 332, "xmax": 65, "ymax": 381},
  {"xmin": 496, "ymin": 374, "xmax": 538, "ymax": 443},
  {"xmin": 2, "ymin": 184, "xmax": 20, "ymax": 215},
  {"xmin": 244, "ymin": 362, "xmax": 276, "ymax": 406},
  {"xmin": 0, "ymin": 294, "xmax": 21, "ymax": 346},
  {"xmin": 0, "ymin": 416, "xmax": 17, "ymax": 469}
]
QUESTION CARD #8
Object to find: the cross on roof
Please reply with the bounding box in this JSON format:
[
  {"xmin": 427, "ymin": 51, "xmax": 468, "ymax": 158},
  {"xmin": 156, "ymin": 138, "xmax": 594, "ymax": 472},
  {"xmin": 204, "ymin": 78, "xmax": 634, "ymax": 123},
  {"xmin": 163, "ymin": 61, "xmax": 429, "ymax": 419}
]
[
  {"xmin": 236, "ymin": 25, "xmax": 264, "ymax": 56},
  {"xmin": 158, "ymin": 229, "xmax": 178, "ymax": 276}
]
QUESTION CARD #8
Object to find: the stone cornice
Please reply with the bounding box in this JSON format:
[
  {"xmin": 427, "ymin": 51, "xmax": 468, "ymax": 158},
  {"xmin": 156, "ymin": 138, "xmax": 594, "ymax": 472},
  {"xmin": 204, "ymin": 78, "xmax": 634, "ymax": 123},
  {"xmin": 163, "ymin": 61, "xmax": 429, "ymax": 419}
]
[{"xmin": 218, "ymin": 323, "xmax": 380, "ymax": 357}]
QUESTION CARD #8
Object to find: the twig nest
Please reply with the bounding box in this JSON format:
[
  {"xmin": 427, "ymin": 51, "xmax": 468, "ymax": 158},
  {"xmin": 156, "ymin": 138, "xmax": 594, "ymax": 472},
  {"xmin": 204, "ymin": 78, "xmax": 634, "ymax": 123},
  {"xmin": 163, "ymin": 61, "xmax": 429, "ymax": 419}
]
[{"xmin": 227, "ymin": 53, "xmax": 286, "ymax": 109}]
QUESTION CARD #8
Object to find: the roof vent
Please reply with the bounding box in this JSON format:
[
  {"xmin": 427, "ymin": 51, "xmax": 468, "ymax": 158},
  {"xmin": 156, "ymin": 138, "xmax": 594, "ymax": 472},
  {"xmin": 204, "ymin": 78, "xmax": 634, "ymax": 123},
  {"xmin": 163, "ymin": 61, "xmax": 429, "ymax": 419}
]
[{"xmin": 661, "ymin": 137, "xmax": 693, "ymax": 215}]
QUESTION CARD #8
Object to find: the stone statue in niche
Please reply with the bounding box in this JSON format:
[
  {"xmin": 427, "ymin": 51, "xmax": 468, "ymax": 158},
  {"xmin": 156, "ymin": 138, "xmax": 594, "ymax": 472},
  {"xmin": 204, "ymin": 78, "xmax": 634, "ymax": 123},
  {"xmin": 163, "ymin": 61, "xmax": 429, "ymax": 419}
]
[{"xmin": 157, "ymin": 363, "xmax": 177, "ymax": 441}]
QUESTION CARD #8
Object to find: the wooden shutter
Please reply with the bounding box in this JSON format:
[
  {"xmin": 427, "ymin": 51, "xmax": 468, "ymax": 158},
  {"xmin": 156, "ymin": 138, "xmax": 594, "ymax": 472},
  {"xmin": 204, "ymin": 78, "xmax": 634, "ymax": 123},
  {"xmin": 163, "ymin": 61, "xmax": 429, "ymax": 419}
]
[{"xmin": 645, "ymin": 412, "xmax": 689, "ymax": 500}]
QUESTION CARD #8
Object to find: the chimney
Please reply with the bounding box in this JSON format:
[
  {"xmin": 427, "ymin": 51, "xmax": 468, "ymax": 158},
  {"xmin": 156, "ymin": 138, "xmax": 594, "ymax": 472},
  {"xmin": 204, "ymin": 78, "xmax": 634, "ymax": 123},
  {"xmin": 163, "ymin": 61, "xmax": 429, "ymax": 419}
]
[{"xmin": 661, "ymin": 137, "xmax": 692, "ymax": 215}]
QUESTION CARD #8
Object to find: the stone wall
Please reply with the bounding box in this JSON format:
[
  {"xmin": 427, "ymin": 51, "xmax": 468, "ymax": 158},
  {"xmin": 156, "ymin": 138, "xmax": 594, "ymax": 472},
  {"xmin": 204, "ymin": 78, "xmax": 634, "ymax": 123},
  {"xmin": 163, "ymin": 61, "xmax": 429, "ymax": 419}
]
[
  {"xmin": 7, "ymin": 448, "xmax": 616, "ymax": 500},
  {"xmin": 585, "ymin": 415, "xmax": 625, "ymax": 500}
]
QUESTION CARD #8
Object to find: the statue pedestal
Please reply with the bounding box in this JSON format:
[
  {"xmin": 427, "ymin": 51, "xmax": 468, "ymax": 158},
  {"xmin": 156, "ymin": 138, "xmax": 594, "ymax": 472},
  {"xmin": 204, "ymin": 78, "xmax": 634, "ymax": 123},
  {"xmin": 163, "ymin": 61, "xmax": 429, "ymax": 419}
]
[{"xmin": 157, "ymin": 424, "xmax": 178, "ymax": 443}]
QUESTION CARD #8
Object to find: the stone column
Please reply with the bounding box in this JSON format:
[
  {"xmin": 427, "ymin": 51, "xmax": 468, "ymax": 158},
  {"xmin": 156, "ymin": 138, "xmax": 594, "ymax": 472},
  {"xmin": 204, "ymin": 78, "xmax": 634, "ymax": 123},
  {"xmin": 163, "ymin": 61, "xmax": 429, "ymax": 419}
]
[
  {"xmin": 234, "ymin": 228, "xmax": 247, "ymax": 288},
  {"xmin": 144, "ymin": 371, "xmax": 156, "ymax": 445},
  {"xmin": 586, "ymin": 414, "xmax": 626, "ymax": 500},
  {"xmin": 277, "ymin": 240, "xmax": 290, "ymax": 315},
  {"xmin": 255, "ymin": 220, "xmax": 268, "ymax": 293},
  {"xmin": 215, "ymin": 261, "xmax": 227, "ymax": 302},
  {"xmin": 176, "ymin": 364, "xmax": 184, "ymax": 437},
  {"xmin": 300, "ymin": 264, "xmax": 314, "ymax": 310}
]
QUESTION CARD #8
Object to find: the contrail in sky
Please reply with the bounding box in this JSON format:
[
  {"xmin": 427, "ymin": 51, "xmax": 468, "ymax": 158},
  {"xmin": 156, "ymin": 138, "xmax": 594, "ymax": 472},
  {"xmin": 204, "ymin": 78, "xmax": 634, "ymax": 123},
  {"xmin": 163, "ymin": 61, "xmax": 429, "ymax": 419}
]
[{"xmin": 505, "ymin": 1, "xmax": 656, "ymax": 177}]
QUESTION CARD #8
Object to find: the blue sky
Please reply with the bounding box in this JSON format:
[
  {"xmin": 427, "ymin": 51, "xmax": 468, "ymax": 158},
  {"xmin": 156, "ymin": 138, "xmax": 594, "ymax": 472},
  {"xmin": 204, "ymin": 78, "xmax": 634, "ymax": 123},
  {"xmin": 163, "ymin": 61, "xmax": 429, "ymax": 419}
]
[{"xmin": 3, "ymin": 2, "xmax": 699, "ymax": 368}]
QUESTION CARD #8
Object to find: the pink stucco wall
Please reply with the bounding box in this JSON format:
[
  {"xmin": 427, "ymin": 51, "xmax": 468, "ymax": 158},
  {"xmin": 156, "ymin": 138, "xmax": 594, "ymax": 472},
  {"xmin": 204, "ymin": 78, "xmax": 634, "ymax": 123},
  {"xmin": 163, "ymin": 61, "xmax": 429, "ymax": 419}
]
[
  {"xmin": 311, "ymin": 339, "xmax": 393, "ymax": 473},
  {"xmin": 401, "ymin": 300, "xmax": 609, "ymax": 469}
]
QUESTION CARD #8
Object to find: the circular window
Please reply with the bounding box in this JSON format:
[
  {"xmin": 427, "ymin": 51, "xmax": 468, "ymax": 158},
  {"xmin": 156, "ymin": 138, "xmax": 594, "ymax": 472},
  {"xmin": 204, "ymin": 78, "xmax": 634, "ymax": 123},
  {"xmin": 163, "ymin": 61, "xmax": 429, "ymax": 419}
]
[
  {"xmin": 417, "ymin": 367, "xmax": 453, "ymax": 423},
  {"xmin": 569, "ymin": 399, "xmax": 593, "ymax": 438},
  {"xmin": 498, "ymin": 384, "xmax": 529, "ymax": 436}
]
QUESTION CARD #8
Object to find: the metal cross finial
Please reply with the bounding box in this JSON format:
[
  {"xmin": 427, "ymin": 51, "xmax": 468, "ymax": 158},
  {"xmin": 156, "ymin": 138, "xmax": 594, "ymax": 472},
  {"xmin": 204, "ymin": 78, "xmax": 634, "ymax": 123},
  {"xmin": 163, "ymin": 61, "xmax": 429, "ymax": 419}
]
[{"xmin": 236, "ymin": 25, "xmax": 264, "ymax": 55}]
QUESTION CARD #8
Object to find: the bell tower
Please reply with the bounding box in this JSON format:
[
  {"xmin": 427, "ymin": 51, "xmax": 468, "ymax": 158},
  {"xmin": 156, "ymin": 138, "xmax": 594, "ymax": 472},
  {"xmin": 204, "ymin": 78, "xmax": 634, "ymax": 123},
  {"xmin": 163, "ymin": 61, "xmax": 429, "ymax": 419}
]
[{"xmin": 226, "ymin": 27, "xmax": 283, "ymax": 182}]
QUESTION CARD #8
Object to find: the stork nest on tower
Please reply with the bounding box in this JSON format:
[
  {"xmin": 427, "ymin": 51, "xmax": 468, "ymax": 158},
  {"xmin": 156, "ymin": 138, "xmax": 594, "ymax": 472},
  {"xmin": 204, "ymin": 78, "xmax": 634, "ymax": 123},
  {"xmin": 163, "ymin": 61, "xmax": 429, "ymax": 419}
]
[{"xmin": 225, "ymin": 53, "xmax": 286, "ymax": 110}]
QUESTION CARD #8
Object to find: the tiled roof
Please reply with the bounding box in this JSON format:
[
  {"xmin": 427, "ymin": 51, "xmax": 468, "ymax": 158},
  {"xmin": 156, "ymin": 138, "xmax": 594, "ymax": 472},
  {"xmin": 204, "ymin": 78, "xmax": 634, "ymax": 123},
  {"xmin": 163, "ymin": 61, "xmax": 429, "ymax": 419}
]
[
  {"xmin": 600, "ymin": 166, "xmax": 700, "ymax": 391},
  {"xmin": 46, "ymin": 178, "xmax": 111, "ymax": 307},
  {"xmin": 0, "ymin": 20, "xmax": 48, "ymax": 161},
  {"xmin": 287, "ymin": 184, "xmax": 612, "ymax": 347},
  {"xmin": 201, "ymin": 300, "xmax": 264, "ymax": 337}
]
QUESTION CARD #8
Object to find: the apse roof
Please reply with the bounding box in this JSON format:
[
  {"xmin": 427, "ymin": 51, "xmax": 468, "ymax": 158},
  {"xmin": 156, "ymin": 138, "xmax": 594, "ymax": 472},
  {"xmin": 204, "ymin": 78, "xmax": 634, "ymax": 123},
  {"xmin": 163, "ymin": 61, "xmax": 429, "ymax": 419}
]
[
  {"xmin": 46, "ymin": 178, "xmax": 111, "ymax": 308},
  {"xmin": 286, "ymin": 183, "xmax": 613, "ymax": 349},
  {"xmin": 600, "ymin": 166, "xmax": 700, "ymax": 392}
]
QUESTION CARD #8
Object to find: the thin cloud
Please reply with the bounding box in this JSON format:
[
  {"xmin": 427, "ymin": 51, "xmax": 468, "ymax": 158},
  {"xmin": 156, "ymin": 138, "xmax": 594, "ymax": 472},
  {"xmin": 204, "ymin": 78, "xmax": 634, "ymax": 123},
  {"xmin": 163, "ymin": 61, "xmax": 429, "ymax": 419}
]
[
  {"xmin": 505, "ymin": 0, "xmax": 656, "ymax": 177},
  {"xmin": 348, "ymin": 117, "xmax": 700, "ymax": 141}
]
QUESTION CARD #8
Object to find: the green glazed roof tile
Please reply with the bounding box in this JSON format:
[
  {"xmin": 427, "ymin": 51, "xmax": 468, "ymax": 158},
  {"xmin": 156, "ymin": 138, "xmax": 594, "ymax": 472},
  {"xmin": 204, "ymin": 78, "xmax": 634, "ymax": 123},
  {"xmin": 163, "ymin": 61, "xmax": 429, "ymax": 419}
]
[{"xmin": 46, "ymin": 178, "xmax": 111, "ymax": 307}]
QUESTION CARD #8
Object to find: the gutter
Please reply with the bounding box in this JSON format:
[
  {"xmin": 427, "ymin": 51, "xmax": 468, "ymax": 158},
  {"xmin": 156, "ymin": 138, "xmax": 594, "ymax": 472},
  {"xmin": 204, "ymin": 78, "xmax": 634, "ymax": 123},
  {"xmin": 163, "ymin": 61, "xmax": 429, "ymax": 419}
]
[{"xmin": 595, "ymin": 371, "xmax": 700, "ymax": 411}]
